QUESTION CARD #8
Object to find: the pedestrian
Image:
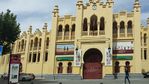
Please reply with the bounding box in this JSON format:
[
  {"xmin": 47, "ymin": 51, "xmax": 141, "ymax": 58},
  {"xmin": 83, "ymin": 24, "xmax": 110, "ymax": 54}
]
[
  {"xmin": 114, "ymin": 72, "xmax": 118, "ymax": 79},
  {"xmin": 125, "ymin": 67, "xmax": 130, "ymax": 84}
]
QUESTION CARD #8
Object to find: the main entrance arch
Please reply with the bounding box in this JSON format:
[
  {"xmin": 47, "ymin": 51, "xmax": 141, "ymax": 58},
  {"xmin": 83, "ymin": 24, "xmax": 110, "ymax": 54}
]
[{"xmin": 83, "ymin": 48, "xmax": 103, "ymax": 79}]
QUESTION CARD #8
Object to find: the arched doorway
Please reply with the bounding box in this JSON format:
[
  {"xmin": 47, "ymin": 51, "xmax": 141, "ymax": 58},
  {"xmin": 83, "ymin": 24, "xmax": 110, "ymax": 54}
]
[
  {"xmin": 67, "ymin": 62, "xmax": 72, "ymax": 74},
  {"xmin": 83, "ymin": 48, "xmax": 103, "ymax": 79},
  {"xmin": 58, "ymin": 62, "xmax": 63, "ymax": 74}
]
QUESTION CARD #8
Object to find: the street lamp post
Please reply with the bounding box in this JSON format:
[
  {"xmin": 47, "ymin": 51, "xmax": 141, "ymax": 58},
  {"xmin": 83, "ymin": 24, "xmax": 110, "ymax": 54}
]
[{"xmin": 8, "ymin": 43, "xmax": 13, "ymax": 84}]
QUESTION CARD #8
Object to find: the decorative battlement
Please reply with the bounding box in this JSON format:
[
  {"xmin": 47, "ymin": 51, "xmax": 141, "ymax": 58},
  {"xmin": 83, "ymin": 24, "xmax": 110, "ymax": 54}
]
[{"xmin": 58, "ymin": 15, "xmax": 76, "ymax": 22}]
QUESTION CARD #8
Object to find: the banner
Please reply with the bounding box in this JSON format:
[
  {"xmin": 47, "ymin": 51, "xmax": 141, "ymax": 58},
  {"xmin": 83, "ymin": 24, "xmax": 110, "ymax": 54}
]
[
  {"xmin": 105, "ymin": 48, "xmax": 112, "ymax": 66},
  {"xmin": 56, "ymin": 44, "xmax": 74, "ymax": 55},
  {"xmin": 74, "ymin": 49, "xmax": 81, "ymax": 66},
  {"xmin": 113, "ymin": 42, "xmax": 133, "ymax": 54},
  {"xmin": 0, "ymin": 45, "xmax": 3, "ymax": 56}
]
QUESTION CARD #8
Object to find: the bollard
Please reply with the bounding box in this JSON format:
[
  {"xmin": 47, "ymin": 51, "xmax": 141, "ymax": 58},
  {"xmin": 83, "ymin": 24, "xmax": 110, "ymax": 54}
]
[{"xmin": 59, "ymin": 82, "xmax": 62, "ymax": 84}]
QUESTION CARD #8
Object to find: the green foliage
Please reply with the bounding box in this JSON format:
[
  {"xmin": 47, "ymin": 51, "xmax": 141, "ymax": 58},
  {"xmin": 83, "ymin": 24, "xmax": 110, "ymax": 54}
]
[{"xmin": 0, "ymin": 9, "xmax": 21, "ymax": 54}]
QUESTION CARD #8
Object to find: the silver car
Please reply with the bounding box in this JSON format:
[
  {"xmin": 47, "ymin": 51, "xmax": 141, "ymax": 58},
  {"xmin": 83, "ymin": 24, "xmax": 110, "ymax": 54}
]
[{"xmin": 19, "ymin": 73, "xmax": 32, "ymax": 81}]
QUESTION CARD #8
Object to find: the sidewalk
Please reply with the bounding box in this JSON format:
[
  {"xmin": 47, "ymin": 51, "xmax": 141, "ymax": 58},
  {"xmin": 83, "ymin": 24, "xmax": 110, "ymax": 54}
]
[{"xmin": 35, "ymin": 78, "xmax": 149, "ymax": 84}]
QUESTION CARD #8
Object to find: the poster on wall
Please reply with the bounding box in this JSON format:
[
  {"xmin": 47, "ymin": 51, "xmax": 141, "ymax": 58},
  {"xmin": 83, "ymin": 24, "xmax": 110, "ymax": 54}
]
[
  {"xmin": 74, "ymin": 49, "xmax": 81, "ymax": 66},
  {"xmin": 56, "ymin": 44, "xmax": 74, "ymax": 55},
  {"xmin": 105, "ymin": 48, "xmax": 112, "ymax": 66},
  {"xmin": 113, "ymin": 42, "xmax": 133, "ymax": 54}
]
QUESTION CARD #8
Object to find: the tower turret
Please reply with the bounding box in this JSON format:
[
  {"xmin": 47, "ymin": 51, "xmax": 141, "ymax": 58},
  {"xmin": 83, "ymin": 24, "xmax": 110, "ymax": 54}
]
[
  {"xmin": 27, "ymin": 25, "xmax": 32, "ymax": 34},
  {"xmin": 133, "ymin": 0, "xmax": 141, "ymax": 12},
  {"xmin": 42, "ymin": 23, "xmax": 47, "ymax": 32},
  {"xmin": 147, "ymin": 18, "xmax": 149, "ymax": 27}
]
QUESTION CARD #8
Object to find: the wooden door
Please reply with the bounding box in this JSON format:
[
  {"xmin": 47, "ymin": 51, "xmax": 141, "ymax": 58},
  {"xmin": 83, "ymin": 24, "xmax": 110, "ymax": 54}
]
[{"xmin": 83, "ymin": 63, "xmax": 102, "ymax": 79}]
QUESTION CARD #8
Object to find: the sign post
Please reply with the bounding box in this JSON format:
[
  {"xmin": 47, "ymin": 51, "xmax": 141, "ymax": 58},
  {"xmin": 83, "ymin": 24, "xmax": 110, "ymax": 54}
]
[
  {"xmin": 0, "ymin": 45, "xmax": 3, "ymax": 56},
  {"xmin": 8, "ymin": 54, "xmax": 21, "ymax": 84}
]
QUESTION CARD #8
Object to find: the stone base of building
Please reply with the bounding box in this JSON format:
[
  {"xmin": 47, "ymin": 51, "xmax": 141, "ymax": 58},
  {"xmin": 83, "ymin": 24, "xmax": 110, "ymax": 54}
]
[
  {"xmin": 35, "ymin": 74, "xmax": 82, "ymax": 80},
  {"xmin": 104, "ymin": 73, "xmax": 144, "ymax": 79}
]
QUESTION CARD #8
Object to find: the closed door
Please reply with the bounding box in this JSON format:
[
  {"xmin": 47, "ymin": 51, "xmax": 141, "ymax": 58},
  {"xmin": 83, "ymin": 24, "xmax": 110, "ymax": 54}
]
[{"xmin": 83, "ymin": 63, "xmax": 102, "ymax": 79}]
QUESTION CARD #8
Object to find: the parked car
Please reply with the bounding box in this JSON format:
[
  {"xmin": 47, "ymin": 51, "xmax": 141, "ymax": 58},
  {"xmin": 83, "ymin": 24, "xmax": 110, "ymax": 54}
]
[
  {"xmin": 1, "ymin": 73, "xmax": 8, "ymax": 79},
  {"xmin": 19, "ymin": 73, "xmax": 33, "ymax": 81},
  {"xmin": 28, "ymin": 73, "xmax": 35, "ymax": 80},
  {"xmin": 143, "ymin": 72, "xmax": 149, "ymax": 78}
]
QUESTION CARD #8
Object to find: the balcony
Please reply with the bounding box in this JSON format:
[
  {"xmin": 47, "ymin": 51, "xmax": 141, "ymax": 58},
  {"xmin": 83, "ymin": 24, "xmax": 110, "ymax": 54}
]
[
  {"xmin": 99, "ymin": 31, "xmax": 105, "ymax": 35},
  {"xmin": 82, "ymin": 31, "xmax": 88, "ymax": 36},
  {"xmin": 71, "ymin": 35, "xmax": 75, "ymax": 40},
  {"xmin": 64, "ymin": 36, "xmax": 69, "ymax": 40},
  {"xmin": 89, "ymin": 31, "xmax": 98, "ymax": 36},
  {"xmin": 127, "ymin": 33, "xmax": 133, "ymax": 37},
  {"xmin": 113, "ymin": 34, "xmax": 118, "ymax": 38},
  {"xmin": 120, "ymin": 33, "xmax": 125, "ymax": 37},
  {"xmin": 57, "ymin": 36, "xmax": 62, "ymax": 40}
]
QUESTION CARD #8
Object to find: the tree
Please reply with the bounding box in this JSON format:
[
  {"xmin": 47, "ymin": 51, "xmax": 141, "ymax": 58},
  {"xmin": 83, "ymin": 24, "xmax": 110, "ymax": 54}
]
[{"xmin": 0, "ymin": 9, "xmax": 21, "ymax": 54}]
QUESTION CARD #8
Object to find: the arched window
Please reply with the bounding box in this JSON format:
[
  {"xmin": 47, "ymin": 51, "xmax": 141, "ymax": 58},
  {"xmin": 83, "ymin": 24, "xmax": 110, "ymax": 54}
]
[
  {"xmin": 45, "ymin": 52, "xmax": 48, "ymax": 62},
  {"xmin": 90, "ymin": 15, "xmax": 98, "ymax": 31},
  {"xmin": 18, "ymin": 42, "xmax": 20, "ymax": 51},
  {"xmin": 30, "ymin": 40, "xmax": 33, "ymax": 50},
  {"xmin": 71, "ymin": 24, "xmax": 75, "ymax": 39},
  {"xmin": 114, "ymin": 61, "xmax": 120, "ymax": 73},
  {"xmin": 64, "ymin": 24, "xmax": 69, "ymax": 39},
  {"xmin": 34, "ymin": 37, "xmax": 38, "ymax": 48},
  {"xmin": 100, "ymin": 17, "xmax": 105, "ymax": 31},
  {"xmin": 58, "ymin": 62, "xmax": 63, "ymax": 73},
  {"xmin": 67, "ymin": 62, "xmax": 72, "ymax": 73},
  {"xmin": 46, "ymin": 37, "xmax": 49, "ymax": 47},
  {"xmin": 120, "ymin": 21, "xmax": 125, "ymax": 33},
  {"xmin": 39, "ymin": 38, "xmax": 42, "ymax": 48},
  {"xmin": 21, "ymin": 40, "xmax": 24, "ymax": 50},
  {"xmin": 127, "ymin": 20, "xmax": 132, "ymax": 33},
  {"xmin": 65, "ymin": 24, "xmax": 69, "ymax": 35},
  {"xmin": 83, "ymin": 18, "xmax": 88, "ymax": 31},
  {"xmin": 144, "ymin": 34, "xmax": 147, "ymax": 44},
  {"xmin": 113, "ymin": 21, "xmax": 118, "ymax": 34},
  {"xmin": 58, "ymin": 25, "xmax": 63, "ymax": 36},
  {"xmin": 37, "ymin": 53, "xmax": 40, "ymax": 62},
  {"xmin": 72, "ymin": 24, "xmax": 75, "ymax": 32}
]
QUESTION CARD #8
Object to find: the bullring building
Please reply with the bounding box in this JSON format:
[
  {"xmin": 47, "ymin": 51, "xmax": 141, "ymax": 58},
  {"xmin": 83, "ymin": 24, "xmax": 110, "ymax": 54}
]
[{"xmin": 0, "ymin": 0, "xmax": 149, "ymax": 79}]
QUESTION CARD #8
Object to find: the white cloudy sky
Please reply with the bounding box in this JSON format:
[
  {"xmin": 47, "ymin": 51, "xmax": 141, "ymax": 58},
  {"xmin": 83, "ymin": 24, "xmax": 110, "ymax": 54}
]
[{"xmin": 0, "ymin": 0, "xmax": 149, "ymax": 32}]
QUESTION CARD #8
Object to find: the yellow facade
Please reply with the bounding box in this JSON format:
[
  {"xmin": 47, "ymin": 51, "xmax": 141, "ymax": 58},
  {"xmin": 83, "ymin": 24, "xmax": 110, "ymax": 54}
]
[{"xmin": 0, "ymin": 0, "xmax": 149, "ymax": 79}]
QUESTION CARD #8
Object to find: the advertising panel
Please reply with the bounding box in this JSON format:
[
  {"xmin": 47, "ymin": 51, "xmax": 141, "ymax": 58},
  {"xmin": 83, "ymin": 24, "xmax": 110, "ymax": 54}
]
[
  {"xmin": 9, "ymin": 64, "xmax": 19, "ymax": 83},
  {"xmin": 113, "ymin": 42, "xmax": 133, "ymax": 54},
  {"xmin": 9, "ymin": 54, "xmax": 21, "ymax": 83},
  {"xmin": 56, "ymin": 44, "xmax": 74, "ymax": 55},
  {"xmin": 74, "ymin": 49, "xmax": 81, "ymax": 66},
  {"xmin": 105, "ymin": 48, "xmax": 112, "ymax": 66}
]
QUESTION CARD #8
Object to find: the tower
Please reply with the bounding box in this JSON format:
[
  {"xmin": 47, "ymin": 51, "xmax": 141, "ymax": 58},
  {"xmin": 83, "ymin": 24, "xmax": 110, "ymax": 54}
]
[
  {"xmin": 133, "ymin": 0, "xmax": 142, "ymax": 73},
  {"xmin": 49, "ymin": 5, "xmax": 59, "ymax": 74}
]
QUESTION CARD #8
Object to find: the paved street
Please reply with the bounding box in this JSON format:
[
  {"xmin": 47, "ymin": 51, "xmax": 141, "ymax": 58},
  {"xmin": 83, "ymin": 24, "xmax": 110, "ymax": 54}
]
[{"xmin": 0, "ymin": 78, "xmax": 149, "ymax": 84}]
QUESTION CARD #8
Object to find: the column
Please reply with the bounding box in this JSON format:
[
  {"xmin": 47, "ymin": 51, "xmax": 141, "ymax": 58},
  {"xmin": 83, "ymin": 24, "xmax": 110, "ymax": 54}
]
[
  {"xmin": 98, "ymin": 22, "xmax": 100, "ymax": 36},
  {"xmin": 125, "ymin": 24, "xmax": 127, "ymax": 37},
  {"xmin": 117, "ymin": 25, "xmax": 120, "ymax": 38},
  {"xmin": 88, "ymin": 23, "xmax": 90, "ymax": 36},
  {"xmin": 62, "ymin": 28, "xmax": 65, "ymax": 40}
]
